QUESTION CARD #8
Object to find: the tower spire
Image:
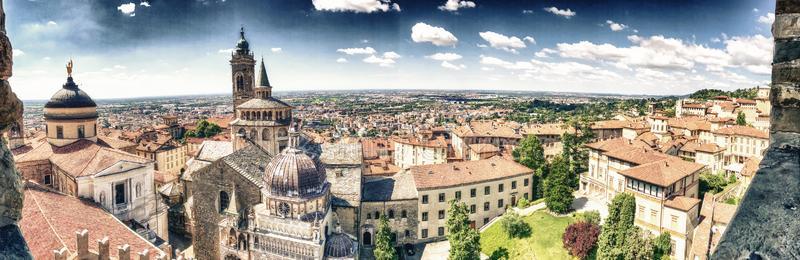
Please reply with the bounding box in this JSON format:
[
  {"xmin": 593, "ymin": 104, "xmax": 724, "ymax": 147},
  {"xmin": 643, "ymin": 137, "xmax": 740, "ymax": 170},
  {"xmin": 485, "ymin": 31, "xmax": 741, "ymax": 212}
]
[{"xmin": 258, "ymin": 57, "xmax": 270, "ymax": 87}]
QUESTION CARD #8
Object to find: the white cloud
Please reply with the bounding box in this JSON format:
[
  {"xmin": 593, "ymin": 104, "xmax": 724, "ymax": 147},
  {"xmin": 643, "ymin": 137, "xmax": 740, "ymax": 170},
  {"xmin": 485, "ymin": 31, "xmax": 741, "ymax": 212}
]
[
  {"xmin": 361, "ymin": 51, "xmax": 402, "ymax": 67},
  {"xmin": 271, "ymin": 47, "xmax": 282, "ymax": 53},
  {"xmin": 47, "ymin": 21, "xmax": 58, "ymax": 26},
  {"xmin": 753, "ymin": 8, "xmax": 759, "ymax": 12},
  {"xmin": 522, "ymin": 10, "xmax": 534, "ymax": 14},
  {"xmin": 438, "ymin": 0, "xmax": 476, "ymax": 12},
  {"xmin": 218, "ymin": 48, "xmax": 235, "ymax": 54},
  {"xmin": 477, "ymin": 44, "xmax": 488, "ymax": 48},
  {"xmin": 534, "ymin": 48, "xmax": 556, "ymax": 58},
  {"xmin": 523, "ymin": 36, "xmax": 536, "ymax": 45},
  {"xmin": 117, "ymin": 3, "xmax": 136, "ymax": 16},
  {"xmin": 336, "ymin": 57, "xmax": 348, "ymax": 63},
  {"xmin": 441, "ymin": 61, "xmax": 466, "ymax": 70},
  {"xmin": 555, "ymin": 33, "xmax": 773, "ymax": 76},
  {"xmin": 12, "ymin": 49, "xmax": 24, "ymax": 57},
  {"xmin": 426, "ymin": 52, "xmax": 463, "ymax": 61},
  {"xmin": 606, "ymin": 20, "xmax": 628, "ymax": 31},
  {"xmin": 336, "ymin": 47, "xmax": 376, "ymax": 55},
  {"xmin": 479, "ymin": 31, "xmax": 527, "ymax": 53},
  {"xmin": 113, "ymin": 65, "xmax": 127, "ymax": 69},
  {"xmin": 757, "ymin": 13, "xmax": 775, "ymax": 25},
  {"xmin": 140, "ymin": 2, "xmax": 150, "ymax": 7},
  {"xmin": 411, "ymin": 23, "xmax": 458, "ymax": 46},
  {"xmin": 312, "ymin": 0, "xmax": 400, "ymax": 13},
  {"xmin": 543, "ymin": 6, "xmax": 575, "ymax": 18},
  {"xmin": 479, "ymin": 55, "xmax": 620, "ymax": 81}
]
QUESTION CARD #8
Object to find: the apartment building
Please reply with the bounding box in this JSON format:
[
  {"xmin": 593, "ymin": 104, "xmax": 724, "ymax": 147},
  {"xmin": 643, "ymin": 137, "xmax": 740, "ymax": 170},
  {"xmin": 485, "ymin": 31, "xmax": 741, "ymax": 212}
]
[{"xmin": 393, "ymin": 135, "xmax": 448, "ymax": 169}]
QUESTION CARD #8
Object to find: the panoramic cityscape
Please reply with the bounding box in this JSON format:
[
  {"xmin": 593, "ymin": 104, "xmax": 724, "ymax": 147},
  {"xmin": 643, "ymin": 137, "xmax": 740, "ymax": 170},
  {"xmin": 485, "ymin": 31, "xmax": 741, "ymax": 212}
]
[{"xmin": 0, "ymin": 0, "xmax": 798, "ymax": 260}]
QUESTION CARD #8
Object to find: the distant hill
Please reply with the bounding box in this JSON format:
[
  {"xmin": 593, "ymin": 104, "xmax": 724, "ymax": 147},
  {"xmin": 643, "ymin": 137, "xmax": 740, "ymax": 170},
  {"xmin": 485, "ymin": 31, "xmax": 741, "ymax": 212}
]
[{"xmin": 689, "ymin": 88, "xmax": 757, "ymax": 100}]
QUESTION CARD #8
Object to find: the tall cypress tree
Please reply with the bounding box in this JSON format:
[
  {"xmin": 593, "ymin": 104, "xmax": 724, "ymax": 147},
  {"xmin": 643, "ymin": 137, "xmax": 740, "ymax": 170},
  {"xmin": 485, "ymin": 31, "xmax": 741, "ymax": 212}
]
[
  {"xmin": 597, "ymin": 193, "xmax": 637, "ymax": 259},
  {"xmin": 374, "ymin": 215, "xmax": 396, "ymax": 260},
  {"xmin": 446, "ymin": 200, "xmax": 481, "ymax": 260}
]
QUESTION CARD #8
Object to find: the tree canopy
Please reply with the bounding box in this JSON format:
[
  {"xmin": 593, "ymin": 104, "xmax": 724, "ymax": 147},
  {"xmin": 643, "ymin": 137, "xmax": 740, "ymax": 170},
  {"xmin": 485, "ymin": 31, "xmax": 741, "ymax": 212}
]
[
  {"xmin": 446, "ymin": 200, "xmax": 481, "ymax": 260},
  {"xmin": 513, "ymin": 135, "xmax": 548, "ymax": 199},
  {"xmin": 184, "ymin": 119, "xmax": 222, "ymax": 139},
  {"xmin": 596, "ymin": 193, "xmax": 637, "ymax": 259},
  {"xmin": 563, "ymin": 221, "xmax": 601, "ymax": 259},
  {"xmin": 736, "ymin": 111, "xmax": 747, "ymax": 126},
  {"xmin": 544, "ymin": 156, "xmax": 575, "ymax": 214}
]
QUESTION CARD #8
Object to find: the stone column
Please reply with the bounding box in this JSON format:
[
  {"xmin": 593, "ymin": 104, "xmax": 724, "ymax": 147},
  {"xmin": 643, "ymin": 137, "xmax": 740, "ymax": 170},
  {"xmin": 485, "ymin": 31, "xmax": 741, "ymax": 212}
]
[
  {"xmin": 0, "ymin": 0, "xmax": 32, "ymax": 257},
  {"xmin": 712, "ymin": 0, "xmax": 800, "ymax": 259}
]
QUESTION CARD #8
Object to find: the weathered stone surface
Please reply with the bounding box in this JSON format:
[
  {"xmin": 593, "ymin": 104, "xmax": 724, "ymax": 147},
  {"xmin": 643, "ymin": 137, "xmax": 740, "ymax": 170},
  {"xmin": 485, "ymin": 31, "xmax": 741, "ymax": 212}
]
[
  {"xmin": 774, "ymin": 13, "xmax": 800, "ymax": 39},
  {"xmin": 0, "ymin": 137, "xmax": 24, "ymax": 228},
  {"xmin": 771, "ymin": 83, "xmax": 800, "ymax": 108},
  {"xmin": 712, "ymin": 132, "xmax": 800, "ymax": 259},
  {"xmin": 0, "ymin": 80, "xmax": 22, "ymax": 132},
  {"xmin": 0, "ymin": 224, "xmax": 33, "ymax": 259},
  {"xmin": 773, "ymin": 40, "xmax": 800, "ymax": 64},
  {"xmin": 771, "ymin": 63, "xmax": 800, "ymax": 83},
  {"xmin": 777, "ymin": 0, "xmax": 800, "ymax": 14},
  {"xmin": 770, "ymin": 107, "xmax": 800, "ymax": 133}
]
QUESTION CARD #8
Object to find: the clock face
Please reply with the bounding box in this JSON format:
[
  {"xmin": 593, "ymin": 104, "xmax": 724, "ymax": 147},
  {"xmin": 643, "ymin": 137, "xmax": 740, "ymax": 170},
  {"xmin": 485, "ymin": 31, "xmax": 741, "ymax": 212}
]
[{"xmin": 278, "ymin": 202, "xmax": 290, "ymax": 216}]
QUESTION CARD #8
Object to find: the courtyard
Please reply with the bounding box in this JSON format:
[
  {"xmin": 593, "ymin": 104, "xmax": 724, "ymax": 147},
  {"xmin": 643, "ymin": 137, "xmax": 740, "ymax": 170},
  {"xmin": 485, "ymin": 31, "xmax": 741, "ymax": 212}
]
[{"xmin": 479, "ymin": 210, "xmax": 575, "ymax": 260}]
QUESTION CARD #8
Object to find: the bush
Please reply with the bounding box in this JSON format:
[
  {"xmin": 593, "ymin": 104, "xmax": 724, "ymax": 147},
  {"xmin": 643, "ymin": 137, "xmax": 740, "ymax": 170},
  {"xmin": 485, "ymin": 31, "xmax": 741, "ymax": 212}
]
[
  {"xmin": 724, "ymin": 197, "xmax": 739, "ymax": 205},
  {"xmin": 500, "ymin": 211, "xmax": 531, "ymax": 238},
  {"xmin": 699, "ymin": 172, "xmax": 735, "ymax": 196},
  {"xmin": 516, "ymin": 197, "xmax": 530, "ymax": 208},
  {"xmin": 562, "ymin": 222, "xmax": 601, "ymax": 259},
  {"xmin": 574, "ymin": 210, "xmax": 601, "ymax": 225}
]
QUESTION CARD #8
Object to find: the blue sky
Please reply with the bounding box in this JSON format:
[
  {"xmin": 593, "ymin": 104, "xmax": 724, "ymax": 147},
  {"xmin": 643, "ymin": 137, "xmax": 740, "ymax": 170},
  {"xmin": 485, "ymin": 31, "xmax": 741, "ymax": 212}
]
[{"xmin": 8, "ymin": 0, "xmax": 775, "ymax": 99}]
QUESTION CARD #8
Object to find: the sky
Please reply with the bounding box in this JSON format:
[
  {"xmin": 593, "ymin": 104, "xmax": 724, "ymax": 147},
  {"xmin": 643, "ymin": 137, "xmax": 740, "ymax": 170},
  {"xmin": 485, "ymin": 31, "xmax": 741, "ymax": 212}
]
[{"xmin": 8, "ymin": 0, "xmax": 776, "ymax": 100}]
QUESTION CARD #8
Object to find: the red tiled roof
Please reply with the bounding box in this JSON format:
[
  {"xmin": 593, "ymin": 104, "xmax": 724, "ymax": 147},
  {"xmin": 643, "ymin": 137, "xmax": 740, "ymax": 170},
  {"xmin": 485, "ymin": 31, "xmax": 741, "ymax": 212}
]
[
  {"xmin": 19, "ymin": 182, "xmax": 163, "ymax": 259},
  {"xmin": 712, "ymin": 125, "xmax": 769, "ymax": 139},
  {"xmin": 16, "ymin": 140, "xmax": 150, "ymax": 178},
  {"xmin": 618, "ymin": 157, "xmax": 705, "ymax": 187},
  {"xmin": 410, "ymin": 157, "xmax": 532, "ymax": 190},
  {"xmin": 664, "ymin": 195, "xmax": 701, "ymax": 211},
  {"xmin": 590, "ymin": 120, "xmax": 629, "ymax": 130}
]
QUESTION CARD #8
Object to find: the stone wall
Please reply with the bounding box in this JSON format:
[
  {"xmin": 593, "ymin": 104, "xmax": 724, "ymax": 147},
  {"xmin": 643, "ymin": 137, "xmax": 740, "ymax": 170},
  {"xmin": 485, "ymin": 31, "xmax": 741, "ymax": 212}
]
[
  {"xmin": 190, "ymin": 160, "xmax": 263, "ymax": 260},
  {"xmin": 712, "ymin": 0, "xmax": 800, "ymax": 258},
  {"xmin": 359, "ymin": 199, "xmax": 419, "ymax": 247}
]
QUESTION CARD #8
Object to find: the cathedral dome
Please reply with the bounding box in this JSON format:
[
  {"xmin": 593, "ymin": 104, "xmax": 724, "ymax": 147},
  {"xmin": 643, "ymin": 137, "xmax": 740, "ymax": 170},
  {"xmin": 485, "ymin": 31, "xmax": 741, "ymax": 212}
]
[
  {"xmin": 262, "ymin": 148, "xmax": 326, "ymax": 198},
  {"xmin": 44, "ymin": 77, "xmax": 97, "ymax": 109},
  {"xmin": 325, "ymin": 233, "xmax": 356, "ymax": 258}
]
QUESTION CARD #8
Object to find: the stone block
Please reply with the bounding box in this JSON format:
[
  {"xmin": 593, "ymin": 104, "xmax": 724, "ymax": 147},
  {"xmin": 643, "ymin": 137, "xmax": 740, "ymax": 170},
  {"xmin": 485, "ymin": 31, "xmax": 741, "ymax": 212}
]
[
  {"xmin": 118, "ymin": 244, "xmax": 131, "ymax": 260},
  {"xmin": 770, "ymin": 107, "xmax": 800, "ymax": 133},
  {"xmin": 773, "ymin": 40, "xmax": 800, "ymax": 64},
  {"xmin": 772, "ymin": 63, "xmax": 800, "ymax": 83},
  {"xmin": 777, "ymin": 0, "xmax": 800, "ymax": 14},
  {"xmin": 98, "ymin": 236, "xmax": 110, "ymax": 260},
  {"xmin": 774, "ymin": 13, "xmax": 800, "ymax": 39},
  {"xmin": 771, "ymin": 83, "xmax": 800, "ymax": 108}
]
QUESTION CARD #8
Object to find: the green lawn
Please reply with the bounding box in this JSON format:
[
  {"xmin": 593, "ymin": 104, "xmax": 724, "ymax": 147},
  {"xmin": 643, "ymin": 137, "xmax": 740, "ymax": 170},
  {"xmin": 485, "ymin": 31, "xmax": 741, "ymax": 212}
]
[{"xmin": 480, "ymin": 210, "xmax": 575, "ymax": 260}]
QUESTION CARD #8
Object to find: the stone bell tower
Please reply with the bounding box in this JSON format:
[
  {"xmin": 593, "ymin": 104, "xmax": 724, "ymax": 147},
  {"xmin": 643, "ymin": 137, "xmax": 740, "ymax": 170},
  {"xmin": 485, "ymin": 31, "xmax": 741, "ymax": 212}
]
[{"xmin": 231, "ymin": 27, "xmax": 256, "ymax": 110}]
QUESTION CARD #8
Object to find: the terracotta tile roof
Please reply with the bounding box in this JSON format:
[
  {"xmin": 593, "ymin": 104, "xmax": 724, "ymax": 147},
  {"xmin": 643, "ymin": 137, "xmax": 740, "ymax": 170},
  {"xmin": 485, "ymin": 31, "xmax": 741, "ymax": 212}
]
[
  {"xmin": 590, "ymin": 120, "xmax": 629, "ymax": 130},
  {"xmin": 204, "ymin": 115, "xmax": 234, "ymax": 129},
  {"xmin": 586, "ymin": 137, "xmax": 655, "ymax": 153},
  {"xmin": 691, "ymin": 217, "xmax": 713, "ymax": 260},
  {"xmin": 736, "ymin": 98, "xmax": 756, "ymax": 105},
  {"xmin": 363, "ymin": 157, "xmax": 400, "ymax": 176},
  {"xmin": 696, "ymin": 143, "xmax": 725, "ymax": 153},
  {"xmin": 361, "ymin": 138, "xmax": 394, "ymax": 160},
  {"xmin": 469, "ymin": 143, "xmax": 500, "ymax": 154},
  {"xmin": 700, "ymin": 193, "xmax": 737, "ymax": 224},
  {"xmin": 740, "ymin": 157, "xmax": 762, "ymax": 177},
  {"xmin": 664, "ymin": 195, "xmax": 701, "ymax": 211},
  {"xmin": 97, "ymin": 135, "xmax": 137, "ymax": 150},
  {"xmin": 19, "ymin": 182, "xmax": 163, "ymax": 259},
  {"xmin": 362, "ymin": 171, "xmax": 418, "ymax": 201},
  {"xmin": 682, "ymin": 103, "xmax": 706, "ymax": 109},
  {"xmin": 154, "ymin": 170, "xmax": 178, "ymax": 184},
  {"xmin": 604, "ymin": 146, "xmax": 667, "ymax": 165},
  {"xmin": 392, "ymin": 135, "xmax": 447, "ymax": 148},
  {"xmin": 712, "ymin": 125, "xmax": 769, "ymax": 139},
  {"xmin": 619, "ymin": 158, "xmax": 705, "ymax": 187},
  {"xmin": 452, "ymin": 121, "xmax": 521, "ymax": 139},
  {"xmin": 521, "ymin": 123, "xmax": 575, "ymax": 136},
  {"xmin": 16, "ymin": 140, "xmax": 151, "ymax": 178},
  {"xmin": 410, "ymin": 157, "xmax": 532, "ymax": 190}
]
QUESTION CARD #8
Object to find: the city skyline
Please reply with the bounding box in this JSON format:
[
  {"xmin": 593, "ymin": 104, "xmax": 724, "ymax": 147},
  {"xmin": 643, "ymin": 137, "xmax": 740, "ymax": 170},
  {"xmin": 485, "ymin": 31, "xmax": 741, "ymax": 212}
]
[{"xmin": 9, "ymin": 0, "xmax": 775, "ymax": 100}]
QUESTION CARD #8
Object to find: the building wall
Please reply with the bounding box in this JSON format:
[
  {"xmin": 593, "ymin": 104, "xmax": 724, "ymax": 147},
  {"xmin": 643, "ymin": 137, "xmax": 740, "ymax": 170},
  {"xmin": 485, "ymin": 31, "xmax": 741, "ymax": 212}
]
[
  {"xmin": 45, "ymin": 118, "xmax": 98, "ymax": 146},
  {"xmin": 394, "ymin": 142, "xmax": 446, "ymax": 169},
  {"xmin": 155, "ymin": 145, "xmax": 187, "ymax": 174},
  {"xmin": 190, "ymin": 161, "xmax": 263, "ymax": 260},
  {"xmin": 696, "ymin": 151, "xmax": 724, "ymax": 174},
  {"xmin": 416, "ymin": 174, "xmax": 532, "ymax": 242},
  {"xmin": 359, "ymin": 200, "xmax": 418, "ymax": 247}
]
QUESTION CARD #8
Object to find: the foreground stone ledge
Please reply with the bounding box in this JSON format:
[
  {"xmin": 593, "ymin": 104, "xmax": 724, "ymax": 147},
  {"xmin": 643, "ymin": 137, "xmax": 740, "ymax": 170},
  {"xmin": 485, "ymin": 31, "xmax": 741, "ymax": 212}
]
[
  {"xmin": 0, "ymin": 224, "xmax": 33, "ymax": 259},
  {"xmin": 712, "ymin": 132, "xmax": 800, "ymax": 259}
]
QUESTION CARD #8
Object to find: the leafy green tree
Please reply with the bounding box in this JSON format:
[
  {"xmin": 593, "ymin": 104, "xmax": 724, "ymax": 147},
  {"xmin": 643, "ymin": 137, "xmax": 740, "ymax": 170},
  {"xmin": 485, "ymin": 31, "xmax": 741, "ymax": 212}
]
[
  {"xmin": 544, "ymin": 156, "xmax": 575, "ymax": 214},
  {"xmin": 374, "ymin": 215, "xmax": 396, "ymax": 260},
  {"xmin": 622, "ymin": 227, "xmax": 654, "ymax": 260},
  {"xmin": 652, "ymin": 232, "xmax": 673, "ymax": 260},
  {"xmin": 699, "ymin": 172, "xmax": 736, "ymax": 197},
  {"xmin": 597, "ymin": 193, "xmax": 637, "ymax": 259},
  {"xmin": 446, "ymin": 200, "xmax": 481, "ymax": 260},
  {"xmin": 516, "ymin": 197, "xmax": 530, "ymax": 208},
  {"xmin": 736, "ymin": 111, "xmax": 747, "ymax": 126},
  {"xmin": 186, "ymin": 120, "xmax": 223, "ymax": 139},
  {"xmin": 500, "ymin": 210, "xmax": 531, "ymax": 238},
  {"xmin": 513, "ymin": 135, "xmax": 547, "ymax": 199},
  {"xmin": 574, "ymin": 210, "xmax": 601, "ymax": 225},
  {"xmin": 561, "ymin": 123, "xmax": 595, "ymax": 189}
]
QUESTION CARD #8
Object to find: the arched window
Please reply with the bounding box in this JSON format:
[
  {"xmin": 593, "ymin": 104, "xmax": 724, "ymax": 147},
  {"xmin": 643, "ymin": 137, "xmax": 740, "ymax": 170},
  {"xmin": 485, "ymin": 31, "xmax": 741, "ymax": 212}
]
[
  {"xmin": 228, "ymin": 228, "xmax": 237, "ymax": 247},
  {"xmin": 366, "ymin": 213, "xmax": 371, "ymax": 219},
  {"xmin": 249, "ymin": 129, "xmax": 257, "ymax": 140},
  {"xmin": 374, "ymin": 211, "xmax": 380, "ymax": 219},
  {"xmin": 401, "ymin": 210, "xmax": 407, "ymax": 218},
  {"xmin": 237, "ymin": 128, "xmax": 246, "ymax": 137},
  {"xmin": 135, "ymin": 183, "xmax": 142, "ymax": 197},
  {"xmin": 238, "ymin": 233, "xmax": 247, "ymax": 250},
  {"xmin": 277, "ymin": 128, "xmax": 288, "ymax": 137},
  {"xmin": 388, "ymin": 209, "xmax": 395, "ymax": 219},
  {"xmin": 219, "ymin": 191, "xmax": 229, "ymax": 213},
  {"xmin": 262, "ymin": 129, "xmax": 270, "ymax": 141},
  {"xmin": 236, "ymin": 74, "xmax": 244, "ymax": 91},
  {"xmin": 99, "ymin": 192, "xmax": 106, "ymax": 205}
]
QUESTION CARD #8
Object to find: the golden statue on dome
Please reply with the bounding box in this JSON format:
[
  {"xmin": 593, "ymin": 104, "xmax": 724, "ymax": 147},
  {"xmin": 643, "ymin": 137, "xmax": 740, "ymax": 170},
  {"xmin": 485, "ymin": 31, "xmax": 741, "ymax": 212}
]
[{"xmin": 66, "ymin": 59, "xmax": 73, "ymax": 77}]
